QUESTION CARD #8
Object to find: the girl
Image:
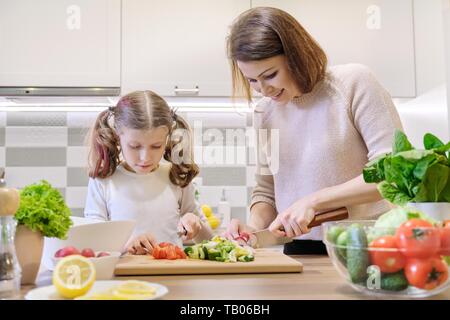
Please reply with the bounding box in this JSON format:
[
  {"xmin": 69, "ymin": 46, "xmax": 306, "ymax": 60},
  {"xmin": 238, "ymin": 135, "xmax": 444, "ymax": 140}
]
[
  {"xmin": 84, "ymin": 90, "xmax": 212, "ymax": 254},
  {"xmin": 225, "ymin": 7, "xmax": 403, "ymax": 254}
]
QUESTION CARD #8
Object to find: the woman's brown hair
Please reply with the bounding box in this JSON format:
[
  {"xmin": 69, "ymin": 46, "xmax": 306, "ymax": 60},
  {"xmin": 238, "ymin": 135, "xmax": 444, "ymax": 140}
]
[
  {"xmin": 87, "ymin": 90, "xmax": 199, "ymax": 187},
  {"xmin": 226, "ymin": 7, "xmax": 328, "ymax": 102}
]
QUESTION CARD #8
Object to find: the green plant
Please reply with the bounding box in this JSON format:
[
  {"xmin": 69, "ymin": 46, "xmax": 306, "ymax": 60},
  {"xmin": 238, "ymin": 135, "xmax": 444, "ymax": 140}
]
[
  {"xmin": 14, "ymin": 180, "xmax": 72, "ymax": 239},
  {"xmin": 363, "ymin": 130, "xmax": 450, "ymax": 205}
]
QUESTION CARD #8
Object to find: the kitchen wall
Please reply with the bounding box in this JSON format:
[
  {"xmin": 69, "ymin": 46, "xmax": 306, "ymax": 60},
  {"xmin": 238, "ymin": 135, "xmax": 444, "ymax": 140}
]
[
  {"xmin": 0, "ymin": 110, "xmax": 254, "ymax": 223},
  {"xmin": 393, "ymin": 0, "xmax": 449, "ymax": 146}
]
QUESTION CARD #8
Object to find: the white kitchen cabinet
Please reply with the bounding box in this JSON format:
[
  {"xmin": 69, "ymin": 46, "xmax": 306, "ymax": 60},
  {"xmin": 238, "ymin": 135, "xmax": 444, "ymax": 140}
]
[
  {"xmin": 122, "ymin": 0, "xmax": 250, "ymax": 96},
  {"xmin": 252, "ymin": 0, "xmax": 416, "ymax": 97},
  {"xmin": 0, "ymin": 0, "xmax": 120, "ymax": 87}
]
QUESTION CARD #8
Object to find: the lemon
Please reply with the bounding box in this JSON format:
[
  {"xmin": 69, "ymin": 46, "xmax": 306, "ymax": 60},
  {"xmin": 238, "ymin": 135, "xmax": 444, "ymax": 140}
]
[
  {"xmin": 201, "ymin": 204, "xmax": 213, "ymax": 218},
  {"xmin": 111, "ymin": 280, "xmax": 157, "ymax": 300},
  {"xmin": 207, "ymin": 215, "xmax": 221, "ymax": 229},
  {"xmin": 52, "ymin": 255, "xmax": 96, "ymax": 299}
]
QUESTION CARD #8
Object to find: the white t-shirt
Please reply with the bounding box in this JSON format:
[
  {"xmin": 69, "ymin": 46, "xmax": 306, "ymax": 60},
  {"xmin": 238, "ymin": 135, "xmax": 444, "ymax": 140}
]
[{"xmin": 84, "ymin": 163, "xmax": 201, "ymax": 247}]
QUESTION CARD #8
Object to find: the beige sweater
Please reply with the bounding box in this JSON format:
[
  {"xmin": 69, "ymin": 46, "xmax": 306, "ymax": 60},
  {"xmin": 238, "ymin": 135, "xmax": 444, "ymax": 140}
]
[{"xmin": 251, "ymin": 64, "xmax": 403, "ymax": 240}]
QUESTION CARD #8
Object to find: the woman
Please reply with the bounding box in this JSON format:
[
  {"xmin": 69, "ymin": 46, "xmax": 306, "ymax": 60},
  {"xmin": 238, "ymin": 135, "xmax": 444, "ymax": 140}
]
[{"xmin": 225, "ymin": 7, "xmax": 402, "ymax": 254}]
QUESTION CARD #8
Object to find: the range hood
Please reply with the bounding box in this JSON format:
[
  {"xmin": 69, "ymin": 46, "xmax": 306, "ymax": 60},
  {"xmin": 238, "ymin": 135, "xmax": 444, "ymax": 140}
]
[
  {"xmin": 0, "ymin": 87, "xmax": 120, "ymax": 96},
  {"xmin": 0, "ymin": 87, "xmax": 121, "ymax": 111}
]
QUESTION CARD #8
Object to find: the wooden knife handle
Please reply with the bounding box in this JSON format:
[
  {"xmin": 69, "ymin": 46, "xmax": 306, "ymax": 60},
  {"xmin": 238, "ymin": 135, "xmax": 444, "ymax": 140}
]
[{"xmin": 308, "ymin": 207, "xmax": 349, "ymax": 228}]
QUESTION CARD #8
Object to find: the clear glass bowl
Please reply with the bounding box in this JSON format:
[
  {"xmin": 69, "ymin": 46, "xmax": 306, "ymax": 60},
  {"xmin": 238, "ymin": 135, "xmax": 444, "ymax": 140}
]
[{"xmin": 322, "ymin": 220, "xmax": 450, "ymax": 298}]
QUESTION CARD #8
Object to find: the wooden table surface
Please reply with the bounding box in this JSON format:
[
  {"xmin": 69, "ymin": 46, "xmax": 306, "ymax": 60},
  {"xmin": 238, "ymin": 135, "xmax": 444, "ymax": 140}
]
[{"xmin": 20, "ymin": 255, "xmax": 450, "ymax": 300}]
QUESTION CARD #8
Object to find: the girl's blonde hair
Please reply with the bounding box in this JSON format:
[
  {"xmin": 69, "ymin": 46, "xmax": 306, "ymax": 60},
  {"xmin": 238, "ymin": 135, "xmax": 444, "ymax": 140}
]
[
  {"xmin": 226, "ymin": 7, "xmax": 328, "ymax": 102},
  {"xmin": 87, "ymin": 90, "xmax": 199, "ymax": 187}
]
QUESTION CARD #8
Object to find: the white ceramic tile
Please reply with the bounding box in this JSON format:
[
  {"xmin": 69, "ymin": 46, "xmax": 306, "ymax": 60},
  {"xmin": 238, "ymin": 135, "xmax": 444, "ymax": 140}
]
[
  {"xmin": 67, "ymin": 112, "xmax": 101, "ymax": 128},
  {"xmin": 0, "ymin": 147, "xmax": 4, "ymax": 167},
  {"xmin": 194, "ymin": 146, "xmax": 248, "ymax": 166},
  {"xmin": 197, "ymin": 186, "xmax": 248, "ymax": 207},
  {"xmin": 0, "ymin": 112, "xmax": 6, "ymax": 127},
  {"xmin": 5, "ymin": 167, "xmax": 67, "ymax": 188},
  {"xmin": 67, "ymin": 147, "xmax": 89, "ymax": 167},
  {"xmin": 65, "ymin": 187, "xmax": 88, "ymax": 208},
  {"xmin": 246, "ymin": 165, "xmax": 257, "ymax": 187},
  {"xmin": 248, "ymin": 146, "xmax": 257, "ymax": 166},
  {"xmin": 6, "ymin": 127, "xmax": 67, "ymax": 147}
]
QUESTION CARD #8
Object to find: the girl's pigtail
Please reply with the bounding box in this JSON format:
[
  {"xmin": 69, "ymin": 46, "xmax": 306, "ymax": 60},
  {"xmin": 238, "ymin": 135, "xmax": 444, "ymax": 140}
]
[
  {"xmin": 87, "ymin": 108, "xmax": 121, "ymax": 178},
  {"xmin": 164, "ymin": 113, "xmax": 199, "ymax": 187}
]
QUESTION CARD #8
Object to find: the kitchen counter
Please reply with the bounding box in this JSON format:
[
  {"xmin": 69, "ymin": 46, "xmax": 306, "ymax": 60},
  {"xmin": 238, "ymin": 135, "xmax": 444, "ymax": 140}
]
[{"xmin": 20, "ymin": 255, "xmax": 450, "ymax": 300}]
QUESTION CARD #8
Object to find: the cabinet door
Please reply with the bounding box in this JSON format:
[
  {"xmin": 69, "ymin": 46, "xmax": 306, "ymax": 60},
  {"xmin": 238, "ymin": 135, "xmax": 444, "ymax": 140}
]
[
  {"xmin": 122, "ymin": 0, "xmax": 250, "ymax": 96},
  {"xmin": 0, "ymin": 0, "xmax": 120, "ymax": 87},
  {"xmin": 252, "ymin": 0, "xmax": 416, "ymax": 97}
]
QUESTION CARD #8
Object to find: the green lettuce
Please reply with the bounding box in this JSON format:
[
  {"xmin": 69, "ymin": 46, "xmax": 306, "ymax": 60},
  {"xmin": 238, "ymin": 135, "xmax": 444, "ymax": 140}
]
[
  {"xmin": 363, "ymin": 130, "xmax": 450, "ymax": 205},
  {"xmin": 367, "ymin": 207, "xmax": 437, "ymax": 243},
  {"xmin": 14, "ymin": 180, "xmax": 72, "ymax": 239}
]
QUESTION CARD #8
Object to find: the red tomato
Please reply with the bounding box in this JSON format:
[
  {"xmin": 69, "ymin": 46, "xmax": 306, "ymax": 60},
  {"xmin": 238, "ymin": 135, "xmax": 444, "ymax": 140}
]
[
  {"xmin": 58, "ymin": 246, "xmax": 80, "ymax": 257},
  {"xmin": 54, "ymin": 249, "xmax": 64, "ymax": 258},
  {"xmin": 96, "ymin": 251, "xmax": 110, "ymax": 257},
  {"xmin": 159, "ymin": 242, "xmax": 171, "ymax": 248},
  {"xmin": 81, "ymin": 248, "xmax": 95, "ymax": 258},
  {"xmin": 152, "ymin": 242, "xmax": 186, "ymax": 260},
  {"xmin": 405, "ymin": 257, "xmax": 449, "ymax": 290},
  {"xmin": 440, "ymin": 227, "xmax": 450, "ymax": 256},
  {"xmin": 152, "ymin": 246, "xmax": 161, "ymax": 259},
  {"xmin": 396, "ymin": 219, "xmax": 440, "ymax": 259},
  {"xmin": 369, "ymin": 236, "xmax": 405, "ymax": 273},
  {"xmin": 158, "ymin": 247, "xmax": 167, "ymax": 259},
  {"xmin": 175, "ymin": 246, "xmax": 187, "ymax": 259},
  {"xmin": 166, "ymin": 246, "xmax": 178, "ymax": 260}
]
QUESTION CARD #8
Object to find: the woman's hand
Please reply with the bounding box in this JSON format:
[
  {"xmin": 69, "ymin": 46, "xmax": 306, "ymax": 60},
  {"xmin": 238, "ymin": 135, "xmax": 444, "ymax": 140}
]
[
  {"xmin": 178, "ymin": 212, "xmax": 202, "ymax": 240},
  {"xmin": 223, "ymin": 219, "xmax": 254, "ymax": 240},
  {"xmin": 223, "ymin": 219, "xmax": 258, "ymax": 247},
  {"xmin": 125, "ymin": 233, "xmax": 158, "ymax": 255},
  {"xmin": 269, "ymin": 196, "xmax": 316, "ymax": 238}
]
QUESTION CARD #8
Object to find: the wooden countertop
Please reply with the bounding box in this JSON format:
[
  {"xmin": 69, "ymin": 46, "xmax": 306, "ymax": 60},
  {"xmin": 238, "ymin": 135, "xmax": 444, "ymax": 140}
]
[{"xmin": 20, "ymin": 255, "xmax": 450, "ymax": 300}]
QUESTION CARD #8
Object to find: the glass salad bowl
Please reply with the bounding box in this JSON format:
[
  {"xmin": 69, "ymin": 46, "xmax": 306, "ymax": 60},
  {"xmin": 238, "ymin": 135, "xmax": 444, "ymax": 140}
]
[{"xmin": 322, "ymin": 220, "xmax": 450, "ymax": 298}]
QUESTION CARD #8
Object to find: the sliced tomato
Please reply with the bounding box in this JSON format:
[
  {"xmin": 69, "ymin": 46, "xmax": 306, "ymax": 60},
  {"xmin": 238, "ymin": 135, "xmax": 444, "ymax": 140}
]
[
  {"xmin": 405, "ymin": 257, "xmax": 449, "ymax": 290},
  {"xmin": 158, "ymin": 247, "xmax": 167, "ymax": 259},
  {"xmin": 166, "ymin": 246, "xmax": 178, "ymax": 260},
  {"xmin": 152, "ymin": 245, "xmax": 161, "ymax": 259},
  {"xmin": 151, "ymin": 242, "xmax": 186, "ymax": 260},
  {"xmin": 440, "ymin": 226, "xmax": 450, "ymax": 256},
  {"xmin": 159, "ymin": 242, "xmax": 171, "ymax": 248},
  {"xmin": 175, "ymin": 246, "xmax": 187, "ymax": 259},
  {"xmin": 396, "ymin": 219, "xmax": 441, "ymax": 259},
  {"xmin": 369, "ymin": 235, "xmax": 405, "ymax": 273}
]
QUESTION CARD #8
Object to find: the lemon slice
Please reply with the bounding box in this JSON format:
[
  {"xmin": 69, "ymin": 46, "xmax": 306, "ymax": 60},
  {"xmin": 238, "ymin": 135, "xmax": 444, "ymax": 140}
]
[
  {"xmin": 111, "ymin": 281, "xmax": 157, "ymax": 300},
  {"xmin": 52, "ymin": 255, "xmax": 96, "ymax": 299}
]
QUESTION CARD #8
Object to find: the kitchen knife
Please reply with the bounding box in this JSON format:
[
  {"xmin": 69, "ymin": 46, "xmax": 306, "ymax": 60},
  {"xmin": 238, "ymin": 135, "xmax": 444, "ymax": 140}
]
[{"xmin": 251, "ymin": 207, "xmax": 349, "ymax": 248}]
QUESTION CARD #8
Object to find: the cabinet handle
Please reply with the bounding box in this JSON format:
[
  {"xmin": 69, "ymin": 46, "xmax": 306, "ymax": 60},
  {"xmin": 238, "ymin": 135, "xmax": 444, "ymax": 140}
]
[{"xmin": 174, "ymin": 86, "xmax": 199, "ymax": 96}]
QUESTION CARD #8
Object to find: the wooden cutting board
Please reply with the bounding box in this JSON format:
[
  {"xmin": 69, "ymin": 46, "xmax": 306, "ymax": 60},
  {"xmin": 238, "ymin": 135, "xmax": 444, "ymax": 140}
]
[{"xmin": 114, "ymin": 249, "xmax": 303, "ymax": 275}]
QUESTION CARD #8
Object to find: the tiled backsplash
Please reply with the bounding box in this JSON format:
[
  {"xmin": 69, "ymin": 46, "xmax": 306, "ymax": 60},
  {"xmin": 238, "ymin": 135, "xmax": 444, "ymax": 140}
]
[{"xmin": 0, "ymin": 111, "xmax": 256, "ymax": 223}]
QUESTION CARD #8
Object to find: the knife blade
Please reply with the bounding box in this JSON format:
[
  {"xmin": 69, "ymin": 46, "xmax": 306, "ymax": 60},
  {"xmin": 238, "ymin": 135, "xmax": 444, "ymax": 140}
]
[{"xmin": 251, "ymin": 207, "xmax": 349, "ymax": 248}]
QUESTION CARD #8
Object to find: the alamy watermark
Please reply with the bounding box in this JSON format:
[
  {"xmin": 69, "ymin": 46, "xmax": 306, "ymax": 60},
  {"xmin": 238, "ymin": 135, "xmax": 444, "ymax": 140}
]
[{"xmin": 168, "ymin": 120, "xmax": 280, "ymax": 174}]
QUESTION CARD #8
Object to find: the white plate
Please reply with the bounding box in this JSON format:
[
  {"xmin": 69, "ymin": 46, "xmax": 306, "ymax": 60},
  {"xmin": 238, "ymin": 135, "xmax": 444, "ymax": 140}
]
[{"xmin": 25, "ymin": 280, "xmax": 169, "ymax": 300}]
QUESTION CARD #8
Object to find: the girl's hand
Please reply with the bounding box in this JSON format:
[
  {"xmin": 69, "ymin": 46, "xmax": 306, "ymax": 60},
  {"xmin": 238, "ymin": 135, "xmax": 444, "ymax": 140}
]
[
  {"xmin": 268, "ymin": 196, "xmax": 316, "ymax": 238},
  {"xmin": 125, "ymin": 233, "xmax": 158, "ymax": 255},
  {"xmin": 179, "ymin": 212, "xmax": 202, "ymax": 240}
]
